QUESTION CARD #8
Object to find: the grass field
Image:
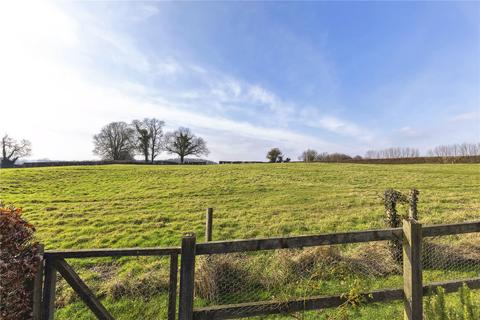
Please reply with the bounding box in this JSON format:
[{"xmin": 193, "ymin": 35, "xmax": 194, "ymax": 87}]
[{"xmin": 1, "ymin": 163, "xmax": 479, "ymax": 319}]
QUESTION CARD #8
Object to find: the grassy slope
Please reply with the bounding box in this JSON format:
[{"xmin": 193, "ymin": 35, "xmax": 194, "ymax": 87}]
[
  {"xmin": 1, "ymin": 163, "xmax": 479, "ymax": 249},
  {"xmin": 1, "ymin": 163, "xmax": 479, "ymax": 319}
]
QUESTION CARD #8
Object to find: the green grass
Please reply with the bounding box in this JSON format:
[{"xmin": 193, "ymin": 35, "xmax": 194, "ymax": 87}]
[{"xmin": 1, "ymin": 163, "xmax": 479, "ymax": 319}]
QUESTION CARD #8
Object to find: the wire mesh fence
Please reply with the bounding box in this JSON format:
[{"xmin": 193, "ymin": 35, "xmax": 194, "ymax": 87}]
[
  {"xmin": 193, "ymin": 241, "xmax": 405, "ymax": 317},
  {"xmin": 421, "ymin": 232, "xmax": 480, "ymax": 320},
  {"xmin": 422, "ymin": 232, "xmax": 480, "ymax": 284}
]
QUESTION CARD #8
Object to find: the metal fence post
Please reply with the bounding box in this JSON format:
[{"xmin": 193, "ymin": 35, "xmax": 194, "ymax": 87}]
[
  {"xmin": 178, "ymin": 233, "xmax": 196, "ymax": 320},
  {"xmin": 403, "ymin": 218, "xmax": 423, "ymax": 320},
  {"xmin": 206, "ymin": 208, "xmax": 213, "ymax": 242}
]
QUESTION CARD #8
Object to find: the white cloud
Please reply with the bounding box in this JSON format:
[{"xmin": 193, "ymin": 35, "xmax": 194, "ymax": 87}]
[
  {"xmin": 0, "ymin": 1, "xmax": 379, "ymax": 161},
  {"xmin": 298, "ymin": 107, "xmax": 374, "ymax": 143},
  {"xmin": 156, "ymin": 59, "xmax": 183, "ymax": 76},
  {"xmin": 248, "ymin": 85, "xmax": 277, "ymax": 105},
  {"xmin": 450, "ymin": 111, "xmax": 479, "ymax": 122},
  {"xmin": 0, "ymin": 0, "xmax": 330, "ymax": 161},
  {"xmin": 133, "ymin": 4, "xmax": 160, "ymax": 21}
]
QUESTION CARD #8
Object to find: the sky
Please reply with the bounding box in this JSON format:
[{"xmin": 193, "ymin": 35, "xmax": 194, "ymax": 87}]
[{"xmin": 0, "ymin": 1, "xmax": 479, "ymax": 161}]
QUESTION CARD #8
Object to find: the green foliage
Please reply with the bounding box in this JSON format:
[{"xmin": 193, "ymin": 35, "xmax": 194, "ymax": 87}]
[
  {"xmin": 266, "ymin": 147, "xmax": 282, "ymax": 162},
  {"xmin": 425, "ymin": 284, "xmax": 479, "ymax": 320}
]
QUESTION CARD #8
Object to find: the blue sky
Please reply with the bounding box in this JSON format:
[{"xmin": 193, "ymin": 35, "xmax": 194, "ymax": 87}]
[{"xmin": 1, "ymin": 1, "xmax": 478, "ymax": 161}]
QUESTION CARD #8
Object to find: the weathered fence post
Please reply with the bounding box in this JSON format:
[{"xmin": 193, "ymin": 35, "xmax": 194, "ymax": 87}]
[
  {"xmin": 42, "ymin": 258, "xmax": 57, "ymax": 320},
  {"xmin": 205, "ymin": 208, "xmax": 213, "ymax": 242},
  {"xmin": 33, "ymin": 244, "xmax": 44, "ymax": 320},
  {"xmin": 168, "ymin": 254, "xmax": 179, "ymax": 320},
  {"xmin": 178, "ymin": 233, "xmax": 196, "ymax": 320},
  {"xmin": 409, "ymin": 189, "xmax": 419, "ymax": 220},
  {"xmin": 403, "ymin": 218, "xmax": 423, "ymax": 320}
]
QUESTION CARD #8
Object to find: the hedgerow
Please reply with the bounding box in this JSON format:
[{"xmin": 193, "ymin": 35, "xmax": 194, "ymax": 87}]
[{"xmin": 0, "ymin": 202, "xmax": 41, "ymax": 320}]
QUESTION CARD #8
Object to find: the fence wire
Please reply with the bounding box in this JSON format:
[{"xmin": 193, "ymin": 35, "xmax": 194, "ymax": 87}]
[
  {"xmin": 421, "ymin": 232, "xmax": 480, "ymax": 320},
  {"xmin": 54, "ymin": 255, "xmax": 173, "ymax": 320},
  {"xmin": 422, "ymin": 232, "xmax": 480, "ymax": 284},
  {"xmin": 194, "ymin": 241, "xmax": 404, "ymax": 317}
]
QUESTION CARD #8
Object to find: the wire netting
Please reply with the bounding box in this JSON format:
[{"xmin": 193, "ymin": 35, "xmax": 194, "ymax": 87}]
[
  {"xmin": 422, "ymin": 232, "xmax": 480, "ymax": 284},
  {"xmin": 194, "ymin": 241, "xmax": 405, "ymax": 317},
  {"xmin": 421, "ymin": 232, "xmax": 480, "ymax": 320}
]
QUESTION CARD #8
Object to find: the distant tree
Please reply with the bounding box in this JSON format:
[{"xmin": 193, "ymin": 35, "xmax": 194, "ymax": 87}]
[
  {"xmin": 164, "ymin": 127, "xmax": 209, "ymax": 164},
  {"xmin": 133, "ymin": 122, "xmax": 150, "ymax": 162},
  {"xmin": 284, "ymin": 157, "xmax": 291, "ymax": 162},
  {"xmin": 353, "ymin": 155, "xmax": 363, "ymax": 160},
  {"xmin": 427, "ymin": 142, "xmax": 480, "ymax": 157},
  {"xmin": 299, "ymin": 149, "xmax": 318, "ymax": 162},
  {"xmin": 315, "ymin": 152, "xmax": 329, "ymax": 161},
  {"xmin": 1, "ymin": 134, "xmax": 32, "ymax": 167},
  {"xmin": 325, "ymin": 153, "xmax": 352, "ymax": 161},
  {"xmin": 266, "ymin": 148, "xmax": 282, "ymax": 163},
  {"xmin": 132, "ymin": 118, "xmax": 165, "ymax": 162},
  {"xmin": 364, "ymin": 147, "xmax": 419, "ymax": 159},
  {"xmin": 93, "ymin": 122, "xmax": 136, "ymax": 160}
]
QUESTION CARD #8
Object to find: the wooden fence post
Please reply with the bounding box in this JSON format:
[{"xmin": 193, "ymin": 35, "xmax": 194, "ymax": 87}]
[
  {"xmin": 168, "ymin": 253, "xmax": 179, "ymax": 320},
  {"xmin": 403, "ymin": 218, "xmax": 423, "ymax": 320},
  {"xmin": 178, "ymin": 233, "xmax": 196, "ymax": 320},
  {"xmin": 206, "ymin": 208, "xmax": 213, "ymax": 242},
  {"xmin": 409, "ymin": 189, "xmax": 419, "ymax": 220},
  {"xmin": 33, "ymin": 244, "xmax": 44, "ymax": 320},
  {"xmin": 42, "ymin": 258, "xmax": 57, "ymax": 320}
]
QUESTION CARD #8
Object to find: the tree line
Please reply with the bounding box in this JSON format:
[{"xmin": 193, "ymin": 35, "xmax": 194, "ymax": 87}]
[
  {"xmin": 93, "ymin": 119, "xmax": 209, "ymax": 164},
  {"xmin": 295, "ymin": 142, "xmax": 480, "ymax": 162},
  {"xmin": 364, "ymin": 147, "xmax": 419, "ymax": 159},
  {"xmin": 426, "ymin": 143, "xmax": 480, "ymax": 157},
  {"xmin": 1, "ymin": 129, "xmax": 479, "ymax": 167}
]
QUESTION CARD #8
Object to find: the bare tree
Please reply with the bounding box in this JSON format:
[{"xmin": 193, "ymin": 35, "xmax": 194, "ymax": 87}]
[
  {"xmin": 316, "ymin": 152, "xmax": 329, "ymax": 161},
  {"xmin": 364, "ymin": 147, "xmax": 419, "ymax": 159},
  {"xmin": 299, "ymin": 149, "xmax": 318, "ymax": 162},
  {"xmin": 132, "ymin": 118, "xmax": 165, "ymax": 163},
  {"xmin": 324, "ymin": 153, "xmax": 352, "ymax": 161},
  {"xmin": 93, "ymin": 122, "xmax": 136, "ymax": 160},
  {"xmin": 164, "ymin": 127, "xmax": 209, "ymax": 163},
  {"xmin": 427, "ymin": 143, "xmax": 480, "ymax": 157},
  {"xmin": 266, "ymin": 148, "xmax": 282, "ymax": 163},
  {"xmin": 1, "ymin": 134, "xmax": 32, "ymax": 167}
]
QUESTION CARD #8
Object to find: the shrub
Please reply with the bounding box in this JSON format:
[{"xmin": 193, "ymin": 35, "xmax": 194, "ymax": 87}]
[
  {"xmin": 0, "ymin": 203, "xmax": 41, "ymax": 320},
  {"xmin": 424, "ymin": 284, "xmax": 479, "ymax": 320}
]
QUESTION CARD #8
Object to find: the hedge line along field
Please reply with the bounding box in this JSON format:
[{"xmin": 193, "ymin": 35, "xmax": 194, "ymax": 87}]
[{"xmin": 1, "ymin": 163, "xmax": 479, "ymax": 319}]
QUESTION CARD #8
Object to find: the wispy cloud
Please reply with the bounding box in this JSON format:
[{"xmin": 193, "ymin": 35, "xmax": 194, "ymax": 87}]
[
  {"xmin": 450, "ymin": 111, "xmax": 479, "ymax": 122},
  {"xmin": 3, "ymin": 1, "xmax": 475, "ymax": 161},
  {"xmin": 156, "ymin": 59, "xmax": 183, "ymax": 76}
]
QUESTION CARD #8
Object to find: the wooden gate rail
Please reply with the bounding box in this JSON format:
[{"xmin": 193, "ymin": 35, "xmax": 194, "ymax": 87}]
[
  {"xmin": 192, "ymin": 277, "xmax": 480, "ymax": 320},
  {"xmin": 55, "ymin": 259, "xmax": 114, "ymax": 320},
  {"xmin": 44, "ymin": 246, "xmax": 180, "ymax": 258},
  {"xmin": 41, "ymin": 248, "xmax": 180, "ymax": 320}
]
